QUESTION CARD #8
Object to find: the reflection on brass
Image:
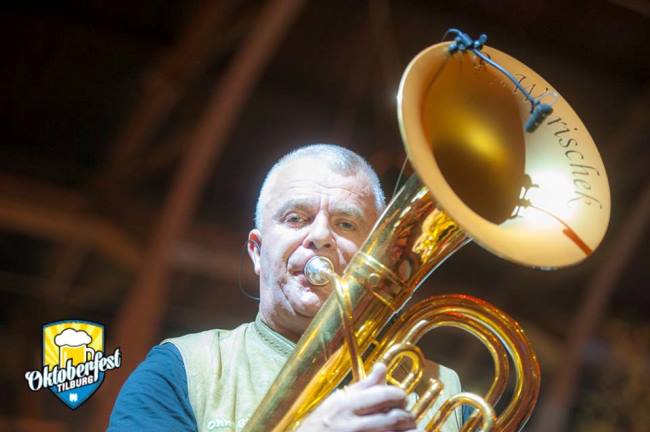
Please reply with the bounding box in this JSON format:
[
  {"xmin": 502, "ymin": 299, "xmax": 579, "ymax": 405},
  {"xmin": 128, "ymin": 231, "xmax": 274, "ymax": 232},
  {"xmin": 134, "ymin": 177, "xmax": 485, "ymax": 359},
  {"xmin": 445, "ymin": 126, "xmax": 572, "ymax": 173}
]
[
  {"xmin": 413, "ymin": 210, "xmax": 466, "ymax": 264},
  {"xmin": 244, "ymin": 39, "xmax": 610, "ymax": 431}
]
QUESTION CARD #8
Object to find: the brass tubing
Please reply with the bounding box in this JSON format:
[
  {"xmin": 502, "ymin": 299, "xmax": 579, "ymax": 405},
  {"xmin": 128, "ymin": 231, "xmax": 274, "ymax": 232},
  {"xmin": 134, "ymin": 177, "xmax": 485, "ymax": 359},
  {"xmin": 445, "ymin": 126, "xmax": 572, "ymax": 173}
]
[
  {"xmin": 244, "ymin": 177, "xmax": 470, "ymax": 431},
  {"xmin": 428, "ymin": 392, "xmax": 496, "ymax": 432},
  {"xmin": 331, "ymin": 273, "xmax": 366, "ymax": 382}
]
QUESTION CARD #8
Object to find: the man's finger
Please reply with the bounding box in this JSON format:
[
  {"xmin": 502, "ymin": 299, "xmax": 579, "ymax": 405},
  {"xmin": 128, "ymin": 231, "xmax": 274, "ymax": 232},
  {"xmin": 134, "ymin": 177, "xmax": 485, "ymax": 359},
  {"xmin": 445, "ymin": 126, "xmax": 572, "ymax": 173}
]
[
  {"xmin": 348, "ymin": 385, "xmax": 408, "ymax": 415},
  {"xmin": 351, "ymin": 408, "xmax": 416, "ymax": 432}
]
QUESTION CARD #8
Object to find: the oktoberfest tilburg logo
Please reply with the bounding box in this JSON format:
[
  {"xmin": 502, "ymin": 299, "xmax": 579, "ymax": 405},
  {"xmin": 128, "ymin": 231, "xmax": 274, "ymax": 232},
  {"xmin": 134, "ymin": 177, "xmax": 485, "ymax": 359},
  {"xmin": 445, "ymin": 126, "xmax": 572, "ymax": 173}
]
[{"xmin": 24, "ymin": 320, "xmax": 121, "ymax": 409}]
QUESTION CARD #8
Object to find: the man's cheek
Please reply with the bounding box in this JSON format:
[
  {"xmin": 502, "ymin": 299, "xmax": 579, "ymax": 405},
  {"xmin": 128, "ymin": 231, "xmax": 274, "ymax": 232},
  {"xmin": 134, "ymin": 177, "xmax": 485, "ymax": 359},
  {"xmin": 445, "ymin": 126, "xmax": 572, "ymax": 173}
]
[{"xmin": 340, "ymin": 240, "xmax": 359, "ymax": 258}]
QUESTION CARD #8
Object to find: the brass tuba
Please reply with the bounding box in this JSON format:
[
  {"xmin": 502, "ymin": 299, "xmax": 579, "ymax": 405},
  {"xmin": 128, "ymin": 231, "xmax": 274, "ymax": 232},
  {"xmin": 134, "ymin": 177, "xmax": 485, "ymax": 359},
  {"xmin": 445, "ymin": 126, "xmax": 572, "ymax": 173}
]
[{"xmin": 244, "ymin": 31, "xmax": 610, "ymax": 431}]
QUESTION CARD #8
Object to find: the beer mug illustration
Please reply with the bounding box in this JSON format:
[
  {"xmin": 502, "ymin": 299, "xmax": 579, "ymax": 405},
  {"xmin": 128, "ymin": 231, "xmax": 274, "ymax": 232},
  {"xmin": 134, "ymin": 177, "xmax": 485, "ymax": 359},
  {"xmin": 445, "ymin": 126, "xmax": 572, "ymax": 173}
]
[{"xmin": 54, "ymin": 328, "xmax": 95, "ymax": 367}]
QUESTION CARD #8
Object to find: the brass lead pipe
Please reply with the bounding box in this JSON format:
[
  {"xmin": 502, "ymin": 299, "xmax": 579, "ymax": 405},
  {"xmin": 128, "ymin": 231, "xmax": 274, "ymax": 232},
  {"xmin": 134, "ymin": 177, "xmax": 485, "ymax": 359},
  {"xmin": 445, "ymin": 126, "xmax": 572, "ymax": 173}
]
[{"xmin": 305, "ymin": 256, "xmax": 366, "ymax": 382}]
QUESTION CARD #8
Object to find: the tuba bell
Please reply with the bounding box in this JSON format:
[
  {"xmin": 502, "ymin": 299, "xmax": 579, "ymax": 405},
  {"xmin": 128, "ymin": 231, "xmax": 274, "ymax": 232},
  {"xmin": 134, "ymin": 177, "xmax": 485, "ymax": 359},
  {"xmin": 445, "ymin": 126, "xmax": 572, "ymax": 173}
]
[{"xmin": 243, "ymin": 30, "xmax": 610, "ymax": 431}]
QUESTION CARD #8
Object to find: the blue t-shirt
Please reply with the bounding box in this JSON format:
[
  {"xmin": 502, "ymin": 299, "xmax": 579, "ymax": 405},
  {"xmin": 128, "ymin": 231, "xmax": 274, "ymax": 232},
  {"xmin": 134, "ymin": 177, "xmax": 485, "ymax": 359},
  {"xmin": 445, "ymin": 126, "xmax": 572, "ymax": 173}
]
[{"xmin": 108, "ymin": 343, "xmax": 197, "ymax": 431}]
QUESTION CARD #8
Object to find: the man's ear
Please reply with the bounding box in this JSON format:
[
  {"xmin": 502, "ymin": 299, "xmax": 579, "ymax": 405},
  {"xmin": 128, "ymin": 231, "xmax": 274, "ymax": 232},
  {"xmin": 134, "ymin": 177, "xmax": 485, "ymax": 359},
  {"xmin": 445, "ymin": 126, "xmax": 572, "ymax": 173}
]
[{"xmin": 247, "ymin": 229, "xmax": 262, "ymax": 276}]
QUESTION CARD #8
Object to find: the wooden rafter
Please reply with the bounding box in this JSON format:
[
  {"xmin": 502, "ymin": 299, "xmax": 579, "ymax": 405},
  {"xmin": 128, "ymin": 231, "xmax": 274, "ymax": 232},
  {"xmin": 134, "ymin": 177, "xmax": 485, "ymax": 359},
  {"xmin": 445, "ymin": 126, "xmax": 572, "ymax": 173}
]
[
  {"xmin": 531, "ymin": 89, "xmax": 650, "ymax": 432},
  {"xmin": 532, "ymin": 182, "xmax": 650, "ymax": 431},
  {"xmin": 88, "ymin": 0, "xmax": 306, "ymax": 427},
  {"xmin": 97, "ymin": 1, "xmax": 240, "ymax": 190},
  {"xmin": 0, "ymin": 194, "xmax": 140, "ymax": 267},
  {"xmin": 0, "ymin": 173, "xmax": 258, "ymax": 287}
]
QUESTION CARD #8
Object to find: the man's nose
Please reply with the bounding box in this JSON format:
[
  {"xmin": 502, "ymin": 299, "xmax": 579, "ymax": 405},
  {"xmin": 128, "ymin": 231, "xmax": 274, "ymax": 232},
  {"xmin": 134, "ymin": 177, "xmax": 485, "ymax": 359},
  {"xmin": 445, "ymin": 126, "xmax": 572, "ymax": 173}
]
[{"xmin": 304, "ymin": 213, "xmax": 334, "ymax": 250}]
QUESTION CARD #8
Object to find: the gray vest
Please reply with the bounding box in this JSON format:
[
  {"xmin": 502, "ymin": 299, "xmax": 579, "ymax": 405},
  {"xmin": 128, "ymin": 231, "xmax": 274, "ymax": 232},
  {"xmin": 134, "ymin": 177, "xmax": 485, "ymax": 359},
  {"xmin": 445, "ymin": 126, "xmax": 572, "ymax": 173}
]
[
  {"xmin": 166, "ymin": 317, "xmax": 293, "ymax": 431},
  {"xmin": 166, "ymin": 316, "xmax": 462, "ymax": 431}
]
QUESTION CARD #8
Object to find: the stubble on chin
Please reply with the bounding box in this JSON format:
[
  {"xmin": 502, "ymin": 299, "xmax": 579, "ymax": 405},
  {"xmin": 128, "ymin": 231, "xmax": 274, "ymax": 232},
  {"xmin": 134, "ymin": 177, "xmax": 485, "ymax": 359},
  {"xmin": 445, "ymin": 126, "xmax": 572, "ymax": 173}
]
[
  {"xmin": 284, "ymin": 277, "xmax": 319, "ymax": 315},
  {"xmin": 263, "ymin": 268, "xmax": 327, "ymax": 336}
]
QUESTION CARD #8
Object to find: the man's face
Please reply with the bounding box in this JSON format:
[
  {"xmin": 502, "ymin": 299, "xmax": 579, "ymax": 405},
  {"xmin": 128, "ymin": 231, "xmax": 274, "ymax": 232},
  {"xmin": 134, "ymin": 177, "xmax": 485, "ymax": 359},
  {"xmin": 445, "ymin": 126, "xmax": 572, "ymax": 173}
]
[{"xmin": 248, "ymin": 157, "xmax": 379, "ymax": 341}]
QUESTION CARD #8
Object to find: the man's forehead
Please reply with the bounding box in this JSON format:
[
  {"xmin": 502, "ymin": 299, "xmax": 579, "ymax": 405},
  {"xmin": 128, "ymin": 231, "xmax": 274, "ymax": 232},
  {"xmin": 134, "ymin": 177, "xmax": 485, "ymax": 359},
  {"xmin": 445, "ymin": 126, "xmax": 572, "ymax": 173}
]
[
  {"xmin": 276, "ymin": 157, "xmax": 342, "ymax": 180},
  {"xmin": 269, "ymin": 157, "xmax": 371, "ymax": 193},
  {"xmin": 273, "ymin": 196, "xmax": 365, "ymax": 215},
  {"xmin": 263, "ymin": 157, "xmax": 375, "ymax": 211}
]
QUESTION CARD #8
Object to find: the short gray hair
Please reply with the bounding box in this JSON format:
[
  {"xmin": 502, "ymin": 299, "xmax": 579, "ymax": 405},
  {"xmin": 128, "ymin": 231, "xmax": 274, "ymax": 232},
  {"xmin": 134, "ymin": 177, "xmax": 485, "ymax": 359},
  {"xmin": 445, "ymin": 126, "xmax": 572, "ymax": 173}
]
[{"xmin": 254, "ymin": 144, "xmax": 385, "ymax": 230}]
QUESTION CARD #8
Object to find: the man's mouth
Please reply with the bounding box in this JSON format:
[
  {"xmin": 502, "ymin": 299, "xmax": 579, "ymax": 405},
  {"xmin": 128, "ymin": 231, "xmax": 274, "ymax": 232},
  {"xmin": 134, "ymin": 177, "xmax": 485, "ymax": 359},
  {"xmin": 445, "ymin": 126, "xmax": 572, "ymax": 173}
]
[
  {"xmin": 290, "ymin": 270, "xmax": 332, "ymax": 293},
  {"xmin": 291, "ymin": 271, "xmax": 312, "ymax": 288}
]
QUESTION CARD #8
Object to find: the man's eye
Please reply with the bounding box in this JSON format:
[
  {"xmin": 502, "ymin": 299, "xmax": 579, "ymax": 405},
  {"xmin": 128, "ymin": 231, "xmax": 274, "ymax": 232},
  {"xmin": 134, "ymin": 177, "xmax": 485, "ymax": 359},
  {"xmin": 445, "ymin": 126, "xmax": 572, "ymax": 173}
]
[
  {"xmin": 286, "ymin": 214, "xmax": 306, "ymax": 225},
  {"xmin": 337, "ymin": 220, "xmax": 357, "ymax": 231}
]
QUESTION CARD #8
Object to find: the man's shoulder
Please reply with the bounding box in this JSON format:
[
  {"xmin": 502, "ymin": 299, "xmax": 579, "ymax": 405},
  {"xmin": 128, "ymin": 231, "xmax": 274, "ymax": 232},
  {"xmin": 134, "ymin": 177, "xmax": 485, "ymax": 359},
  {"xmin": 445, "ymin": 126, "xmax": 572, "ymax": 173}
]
[
  {"xmin": 162, "ymin": 322, "xmax": 255, "ymax": 375},
  {"xmin": 163, "ymin": 328, "xmax": 225, "ymax": 349},
  {"xmin": 163, "ymin": 322, "xmax": 252, "ymax": 352}
]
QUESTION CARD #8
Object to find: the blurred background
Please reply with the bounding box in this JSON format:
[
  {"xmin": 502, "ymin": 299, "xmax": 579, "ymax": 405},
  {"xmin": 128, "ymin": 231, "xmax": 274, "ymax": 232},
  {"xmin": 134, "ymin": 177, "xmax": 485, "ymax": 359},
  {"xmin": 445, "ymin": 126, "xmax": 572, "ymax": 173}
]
[{"xmin": 1, "ymin": 0, "xmax": 648, "ymax": 431}]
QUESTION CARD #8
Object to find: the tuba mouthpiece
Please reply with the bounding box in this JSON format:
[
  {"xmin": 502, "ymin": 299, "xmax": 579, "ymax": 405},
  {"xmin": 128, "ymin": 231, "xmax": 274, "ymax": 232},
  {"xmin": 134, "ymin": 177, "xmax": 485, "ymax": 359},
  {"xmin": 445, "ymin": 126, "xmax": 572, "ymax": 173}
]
[{"xmin": 304, "ymin": 256, "xmax": 334, "ymax": 286}]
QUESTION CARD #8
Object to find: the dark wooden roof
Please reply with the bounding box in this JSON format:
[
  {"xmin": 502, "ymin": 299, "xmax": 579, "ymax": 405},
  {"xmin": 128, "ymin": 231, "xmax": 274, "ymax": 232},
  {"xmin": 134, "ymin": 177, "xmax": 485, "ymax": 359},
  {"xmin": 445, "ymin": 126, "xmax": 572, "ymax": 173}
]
[{"xmin": 1, "ymin": 1, "xmax": 648, "ymax": 430}]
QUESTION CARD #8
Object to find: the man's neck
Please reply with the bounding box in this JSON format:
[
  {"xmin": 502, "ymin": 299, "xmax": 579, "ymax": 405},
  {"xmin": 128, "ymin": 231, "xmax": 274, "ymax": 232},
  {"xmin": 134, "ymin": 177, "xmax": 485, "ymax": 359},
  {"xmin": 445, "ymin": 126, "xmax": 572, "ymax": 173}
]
[{"xmin": 259, "ymin": 311, "xmax": 302, "ymax": 343}]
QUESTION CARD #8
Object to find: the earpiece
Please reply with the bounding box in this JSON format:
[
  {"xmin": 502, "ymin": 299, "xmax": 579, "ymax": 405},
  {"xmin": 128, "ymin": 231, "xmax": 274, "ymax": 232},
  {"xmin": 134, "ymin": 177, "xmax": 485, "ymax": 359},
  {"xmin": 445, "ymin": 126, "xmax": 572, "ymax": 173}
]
[{"xmin": 250, "ymin": 239, "xmax": 261, "ymax": 251}]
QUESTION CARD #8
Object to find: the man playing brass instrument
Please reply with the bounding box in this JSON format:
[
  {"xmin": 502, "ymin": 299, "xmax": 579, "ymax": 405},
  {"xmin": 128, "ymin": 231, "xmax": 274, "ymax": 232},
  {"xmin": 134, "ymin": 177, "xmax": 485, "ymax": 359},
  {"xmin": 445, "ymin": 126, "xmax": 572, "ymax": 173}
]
[{"xmin": 108, "ymin": 144, "xmax": 463, "ymax": 431}]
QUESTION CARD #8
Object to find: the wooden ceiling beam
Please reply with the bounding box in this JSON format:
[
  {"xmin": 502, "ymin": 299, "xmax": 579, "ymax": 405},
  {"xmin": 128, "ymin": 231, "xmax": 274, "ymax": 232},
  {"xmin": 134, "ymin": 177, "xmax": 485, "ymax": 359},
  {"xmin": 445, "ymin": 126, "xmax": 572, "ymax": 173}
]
[
  {"xmin": 89, "ymin": 0, "xmax": 306, "ymax": 426},
  {"xmin": 0, "ymin": 177, "xmax": 253, "ymax": 284},
  {"xmin": 532, "ymin": 89, "xmax": 650, "ymax": 432},
  {"xmin": 96, "ymin": 0, "xmax": 241, "ymax": 191},
  {"xmin": 532, "ymin": 181, "xmax": 650, "ymax": 432},
  {"xmin": 0, "ymin": 194, "xmax": 141, "ymax": 268}
]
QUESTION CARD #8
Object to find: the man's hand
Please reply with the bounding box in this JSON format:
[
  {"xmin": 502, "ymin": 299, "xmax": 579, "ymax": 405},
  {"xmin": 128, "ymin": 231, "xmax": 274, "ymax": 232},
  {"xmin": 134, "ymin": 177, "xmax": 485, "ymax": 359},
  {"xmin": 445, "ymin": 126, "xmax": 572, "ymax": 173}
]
[{"xmin": 296, "ymin": 363, "xmax": 417, "ymax": 432}]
